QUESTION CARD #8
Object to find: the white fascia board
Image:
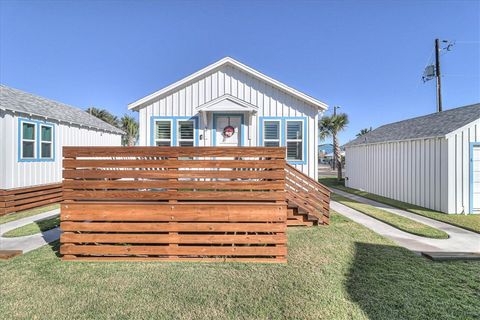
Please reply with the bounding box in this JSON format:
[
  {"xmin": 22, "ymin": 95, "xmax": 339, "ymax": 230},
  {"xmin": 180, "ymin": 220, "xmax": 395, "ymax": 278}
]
[
  {"xmin": 128, "ymin": 57, "xmax": 328, "ymax": 111},
  {"xmin": 445, "ymin": 118, "xmax": 480, "ymax": 139},
  {"xmin": 196, "ymin": 94, "xmax": 259, "ymax": 112}
]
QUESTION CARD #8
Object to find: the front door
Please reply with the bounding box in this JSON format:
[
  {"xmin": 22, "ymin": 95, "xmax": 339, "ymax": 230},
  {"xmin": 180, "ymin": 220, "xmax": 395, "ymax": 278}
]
[
  {"xmin": 214, "ymin": 115, "xmax": 242, "ymax": 147},
  {"xmin": 472, "ymin": 143, "xmax": 480, "ymax": 213}
]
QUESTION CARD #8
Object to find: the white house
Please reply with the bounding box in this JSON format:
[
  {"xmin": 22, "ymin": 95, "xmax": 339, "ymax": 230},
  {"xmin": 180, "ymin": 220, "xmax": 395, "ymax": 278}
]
[
  {"xmin": 345, "ymin": 103, "xmax": 480, "ymax": 214},
  {"xmin": 129, "ymin": 57, "xmax": 328, "ymax": 180},
  {"xmin": 0, "ymin": 85, "xmax": 123, "ymax": 214}
]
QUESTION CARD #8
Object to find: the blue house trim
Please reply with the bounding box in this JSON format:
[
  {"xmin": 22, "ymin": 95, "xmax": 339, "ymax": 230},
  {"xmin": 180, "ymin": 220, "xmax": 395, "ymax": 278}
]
[
  {"xmin": 258, "ymin": 116, "xmax": 307, "ymax": 165},
  {"xmin": 212, "ymin": 113, "xmax": 245, "ymax": 146},
  {"xmin": 17, "ymin": 117, "xmax": 56, "ymax": 163},
  {"xmin": 470, "ymin": 142, "xmax": 480, "ymax": 214},
  {"xmin": 150, "ymin": 116, "xmax": 199, "ymax": 146}
]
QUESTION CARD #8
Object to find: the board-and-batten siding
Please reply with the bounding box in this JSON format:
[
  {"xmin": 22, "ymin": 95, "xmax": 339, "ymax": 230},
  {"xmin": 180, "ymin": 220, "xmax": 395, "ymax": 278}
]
[
  {"xmin": 345, "ymin": 138, "xmax": 448, "ymax": 213},
  {"xmin": 0, "ymin": 110, "xmax": 7, "ymax": 189},
  {"xmin": 447, "ymin": 119, "xmax": 480, "ymax": 214},
  {"xmin": 138, "ymin": 64, "xmax": 320, "ymax": 180},
  {"xmin": 1, "ymin": 111, "xmax": 122, "ymax": 189}
]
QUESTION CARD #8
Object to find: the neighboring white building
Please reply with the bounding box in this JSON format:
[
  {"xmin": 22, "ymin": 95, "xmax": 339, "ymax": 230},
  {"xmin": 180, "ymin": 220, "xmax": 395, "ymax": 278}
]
[
  {"xmin": 129, "ymin": 57, "xmax": 328, "ymax": 180},
  {"xmin": 0, "ymin": 85, "xmax": 123, "ymax": 190},
  {"xmin": 345, "ymin": 103, "xmax": 480, "ymax": 214}
]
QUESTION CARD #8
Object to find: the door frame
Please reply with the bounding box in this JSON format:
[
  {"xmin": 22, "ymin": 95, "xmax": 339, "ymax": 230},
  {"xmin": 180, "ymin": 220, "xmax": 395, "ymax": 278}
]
[
  {"xmin": 470, "ymin": 142, "xmax": 480, "ymax": 214},
  {"xmin": 212, "ymin": 113, "xmax": 245, "ymax": 146}
]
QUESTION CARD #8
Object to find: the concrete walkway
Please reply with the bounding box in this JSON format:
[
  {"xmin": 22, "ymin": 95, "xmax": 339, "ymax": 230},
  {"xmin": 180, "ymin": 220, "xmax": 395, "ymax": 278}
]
[
  {"xmin": 330, "ymin": 188, "xmax": 480, "ymax": 254},
  {"xmin": 0, "ymin": 208, "xmax": 60, "ymax": 253}
]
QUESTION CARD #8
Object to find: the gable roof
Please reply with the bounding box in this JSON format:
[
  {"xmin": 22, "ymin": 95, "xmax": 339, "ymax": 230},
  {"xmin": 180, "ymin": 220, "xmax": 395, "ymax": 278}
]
[
  {"xmin": 345, "ymin": 103, "xmax": 480, "ymax": 147},
  {"xmin": 128, "ymin": 57, "xmax": 328, "ymax": 111},
  {"xmin": 0, "ymin": 85, "xmax": 124, "ymax": 135}
]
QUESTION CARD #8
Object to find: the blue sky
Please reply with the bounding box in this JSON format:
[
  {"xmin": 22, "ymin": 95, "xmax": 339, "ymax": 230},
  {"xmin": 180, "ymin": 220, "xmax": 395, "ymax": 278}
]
[{"xmin": 1, "ymin": 0, "xmax": 478, "ymax": 144}]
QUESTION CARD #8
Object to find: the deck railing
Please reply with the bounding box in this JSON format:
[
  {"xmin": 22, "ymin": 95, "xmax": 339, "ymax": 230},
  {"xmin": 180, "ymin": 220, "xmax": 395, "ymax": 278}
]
[
  {"xmin": 60, "ymin": 147, "xmax": 288, "ymax": 262},
  {"xmin": 285, "ymin": 164, "xmax": 331, "ymax": 224}
]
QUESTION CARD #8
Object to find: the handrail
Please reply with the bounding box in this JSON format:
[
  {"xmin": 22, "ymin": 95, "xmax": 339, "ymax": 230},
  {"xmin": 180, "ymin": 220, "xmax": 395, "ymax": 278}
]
[{"xmin": 285, "ymin": 164, "xmax": 331, "ymax": 224}]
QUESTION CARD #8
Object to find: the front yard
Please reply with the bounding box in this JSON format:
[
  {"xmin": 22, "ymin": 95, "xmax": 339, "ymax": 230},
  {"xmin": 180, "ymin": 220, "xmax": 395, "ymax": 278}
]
[
  {"xmin": 1, "ymin": 213, "xmax": 478, "ymax": 320},
  {"xmin": 321, "ymin": 177, "xmax": 480, "ymax": 233}
]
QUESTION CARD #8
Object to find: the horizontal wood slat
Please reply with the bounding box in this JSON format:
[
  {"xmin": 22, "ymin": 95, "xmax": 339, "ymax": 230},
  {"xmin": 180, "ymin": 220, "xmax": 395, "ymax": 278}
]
[
  {"xmin": 63, "ymin": 169, "xmax": 285, "ymax": 180},
  {"xmin": 63, "ymin": 190, "xmax": 285, "ymax": 201},
  {"xmin": 64, "ymin": 159, "xmax": 285, "ymax": 169},
  {"xmin": 63, "ymin": 146, "xmax": 286, "ymax": 158},
  {"xmin": 61, "ymin": 147, "xmax": 287, "ymax": 262},
  {"xmin": 61, "ymin": 245, "xmax": 287, "ymax": 256},
  {"xmin": 62, "ymin": 256, "xmax": 287, "ymax": 263},
  {"xmin": 61, "ymin": 233, "xmax": 287, "ymax": 244},
  {"xmin": 63, "ymin": 180, "xmax": 285, "ymax": 191},
  {"xmin": 61, "ymin": 203, "xmax": 286, "ymax": 222},
  {"xmin": 60, "ymin": 221, "xmax": 286, "ymax": 233}
]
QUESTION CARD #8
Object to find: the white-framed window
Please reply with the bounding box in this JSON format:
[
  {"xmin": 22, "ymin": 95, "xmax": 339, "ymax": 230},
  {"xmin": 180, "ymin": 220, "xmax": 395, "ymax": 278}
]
[
  {"xmin": 40, "ymin": 124, "xmax": 53, "ymax": 159},
  {"xmin": 286, "ymin": 120, "xmax": 303, "ymax": 161},
  {"xmin": 154, "ymin": 120, "xmax": 172, "ymax": 146},
  {"xmin": 263, "ymin": 120, "xmax": 281, "ymax": 147},
  {"xmin": 21, "ymin": 121, "xmax": 36, "ymax": 159},
  {"xmin": 177, "ymin": 120, "xmax": 195, "ymax": 147}
]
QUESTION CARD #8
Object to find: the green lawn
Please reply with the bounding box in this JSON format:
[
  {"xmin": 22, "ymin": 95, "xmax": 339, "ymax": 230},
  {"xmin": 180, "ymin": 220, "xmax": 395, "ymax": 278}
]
[
  {"xmin": 3, "ymin": 216, "xmax": 60, "ymax": 238},
  {"xmin": 332, "ymin": 193, "xmax": 448, "ymax": 239},
  {"xmin": 0, "ymin": 204, "xmax": 60, "ymax": 225},
  {"xmin": 1, "ymin": 213, "xmax": 478, "ymax": 320},
  {"xmin": 321, "ymin": 177, "xmax": 480, "ymax": 234}
]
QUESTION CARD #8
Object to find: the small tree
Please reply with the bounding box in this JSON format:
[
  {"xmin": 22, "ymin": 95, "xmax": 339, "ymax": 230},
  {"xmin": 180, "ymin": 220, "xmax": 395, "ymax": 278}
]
[
  {"xmin": 319, "ymin": 113, "xmax": 349, "ymax": 181},
  {"xmin": 120, "ymin": 114, "xmax": 139, "ymax": 146},
  {"xmin": 356, "ymin": 127, "xmax": 372, "ymax": 137},
  {"xmin": 86, "ymin": 107, "xmax": 120, "ymax": 128}
]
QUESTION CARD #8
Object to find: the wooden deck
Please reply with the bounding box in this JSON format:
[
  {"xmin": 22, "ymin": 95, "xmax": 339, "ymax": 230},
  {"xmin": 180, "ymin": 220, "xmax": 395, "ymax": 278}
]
[{"xmin": 60, "ymin": 147, "xmax": 289, "ymax": 262}]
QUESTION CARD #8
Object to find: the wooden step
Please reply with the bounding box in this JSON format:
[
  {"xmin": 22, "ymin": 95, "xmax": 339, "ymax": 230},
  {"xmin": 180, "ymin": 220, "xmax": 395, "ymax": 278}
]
[{"xmin": 0, "ymin": 250, "xmax": 22, "ymax": 260}]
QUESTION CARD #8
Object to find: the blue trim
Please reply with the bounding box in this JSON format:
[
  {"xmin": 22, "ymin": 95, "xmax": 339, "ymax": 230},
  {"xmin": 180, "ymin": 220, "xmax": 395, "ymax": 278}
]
[
  {"xmin": 470, "ymin": 142, "xmax": 480, "ymax": 214},
  {"xmin": 17, "ymin": 117, "xmax": 56, "ymax": 162},
  {"xmin": 212, "ymin": 113, "xmax": 245, "ymax": 146},
  {"xmin": 150, "ymin": 116, "xmax": 199, "ymax": 146},
  {"xmin": 258, "ymin": 116, "xmax": 307, "ymax": 165}
]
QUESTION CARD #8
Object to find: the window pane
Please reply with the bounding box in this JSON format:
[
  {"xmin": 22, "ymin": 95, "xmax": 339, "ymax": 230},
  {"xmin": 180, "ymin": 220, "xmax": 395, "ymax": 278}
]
[
  {"xmin": 178, "ymin": 121, "xmax": 194, "ymax": 140},
  {"xmin": 287, "ymin": 121, "xmax": 302, "ymax": 140},
  {"xmin": 264, "ymin": 141, "xmax": 280, "ymax": 147},
  {"xmin": 287, "ymin": 141, "xmax": 302, "ymax": 161},
  {"xmin": 264, "ymin": 121, "xmax": 279, "ymax": 140},
  {"xmin": 41, "ymin": 126, "xmax": 52, "ymax": 141},
  {"xmin": 22, "ymin": 141, "xmax": 35, "ymax": 158},
  {"xmin": 23, "ymin": 123, "xmax": 35, "ymax": 140},
  {"xmin": 179, "ymin": 141, "xmax": 194, "ymax": 147},
  {"xmin": 41, "ymin": 143, "xmax": 52, "ymax": 158},
  {"xmin": 155, "ymin": 121, "xmax": 171, "ymax": 140},
  {"xmin": 156, "ymin": 141, "xmax": 170, "ymax": 147}
]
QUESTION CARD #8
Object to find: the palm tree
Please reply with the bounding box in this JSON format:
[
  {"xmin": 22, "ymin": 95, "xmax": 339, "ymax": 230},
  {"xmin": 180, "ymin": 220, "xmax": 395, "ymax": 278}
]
[
  {"xmin": 86, "ymin": 107, "xmax": 120, "ymax": 128},
  {"xmin": 319, "ymin": 113, "xmax": 349, "ymax": 181},
  {"xmin": 356, "ymin": 127, "xmax": 371, "ymax": 137},
  {"xmin": 120, "ymin": 114, "xmax": 139, "ymax": 146}
]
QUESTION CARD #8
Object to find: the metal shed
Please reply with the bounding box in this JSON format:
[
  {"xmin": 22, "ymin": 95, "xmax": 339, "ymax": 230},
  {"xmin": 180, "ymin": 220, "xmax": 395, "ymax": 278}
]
[{"xmin": 345, "ymin": 103, "xmax": 480, "ymax": 214}]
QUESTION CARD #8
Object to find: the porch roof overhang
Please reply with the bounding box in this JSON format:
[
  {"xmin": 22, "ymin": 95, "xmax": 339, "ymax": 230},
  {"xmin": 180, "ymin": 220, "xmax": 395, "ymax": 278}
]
[{"xmin": 196, "ymin": 94, "xmax": 259, "ymax": 113}]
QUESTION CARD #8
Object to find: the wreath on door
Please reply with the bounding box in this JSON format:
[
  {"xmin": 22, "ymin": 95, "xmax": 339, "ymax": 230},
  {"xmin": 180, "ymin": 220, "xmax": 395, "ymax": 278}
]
[
  {"xmin": 222, "ymin": 116, "xmax": 235, "ymax": 141},
  {"xmin": 223, "ymin": 125, "xmax": 235, "ymax": 138}
]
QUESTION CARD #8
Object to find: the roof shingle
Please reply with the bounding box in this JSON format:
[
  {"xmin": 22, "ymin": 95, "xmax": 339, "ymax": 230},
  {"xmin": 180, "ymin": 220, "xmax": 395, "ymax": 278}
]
[
  {"xmin": 0, "ymin": 85, "xmax": 123, "ymax": 134},
  {"xmin": 345, "ymin": 103, "xmax": 480, "ymax": 147}
]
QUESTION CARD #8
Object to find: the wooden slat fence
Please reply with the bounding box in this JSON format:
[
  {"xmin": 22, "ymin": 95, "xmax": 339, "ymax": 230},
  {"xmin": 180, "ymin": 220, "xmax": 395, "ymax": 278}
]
[
  {"xmin": 0, "ymin": 183, "xmax": 62, "ymax": 215},
  {"xmin": 60, "ymin": 147, "xmax": 287, "ymax": 262}
]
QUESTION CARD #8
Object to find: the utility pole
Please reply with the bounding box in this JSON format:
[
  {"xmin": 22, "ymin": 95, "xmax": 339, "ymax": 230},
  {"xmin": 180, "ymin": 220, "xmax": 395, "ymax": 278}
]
[{"xmin": 435, "ymin": 38, "xmax": 443, "ymax": 112}]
